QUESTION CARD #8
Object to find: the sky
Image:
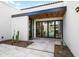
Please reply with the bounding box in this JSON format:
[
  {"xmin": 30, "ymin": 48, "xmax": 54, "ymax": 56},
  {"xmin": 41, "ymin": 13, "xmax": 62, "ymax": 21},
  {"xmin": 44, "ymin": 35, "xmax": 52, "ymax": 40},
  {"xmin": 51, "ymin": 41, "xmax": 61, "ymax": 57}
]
[{"xmin": 8, "ymin": 1, "xmax": 55, "ymax": 9}]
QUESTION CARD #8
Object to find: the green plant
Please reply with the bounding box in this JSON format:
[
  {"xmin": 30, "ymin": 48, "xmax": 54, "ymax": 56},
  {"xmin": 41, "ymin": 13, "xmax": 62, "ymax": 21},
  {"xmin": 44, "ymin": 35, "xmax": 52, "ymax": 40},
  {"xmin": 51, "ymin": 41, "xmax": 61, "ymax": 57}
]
[
  {"xmin": 12, "ymin": 30, "xmax": 15, "ymax": 41},
  {"xmin": 16, "ymin": 31, "xmax": 19, "ymax": 41}
]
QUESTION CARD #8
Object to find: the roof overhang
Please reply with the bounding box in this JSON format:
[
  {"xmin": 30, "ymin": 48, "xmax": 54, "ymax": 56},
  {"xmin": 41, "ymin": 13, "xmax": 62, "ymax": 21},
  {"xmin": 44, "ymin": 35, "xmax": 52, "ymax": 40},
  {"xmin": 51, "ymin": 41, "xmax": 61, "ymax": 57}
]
[{"xmin": 12, "ymin": 6, "xmax": 66, "ymax": 18}]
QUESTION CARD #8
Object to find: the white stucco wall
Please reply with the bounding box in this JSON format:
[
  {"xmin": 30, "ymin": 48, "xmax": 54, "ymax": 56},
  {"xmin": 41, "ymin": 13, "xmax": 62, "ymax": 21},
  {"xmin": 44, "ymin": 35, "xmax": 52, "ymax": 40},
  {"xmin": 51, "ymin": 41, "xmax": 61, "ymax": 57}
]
[
  {"xmin": 0, "ymin": 2, "xmax": 17, "ymax": 41},
  {"xmin": 63, "ymin": 1, "xmax": 79, "ymax": 56},
  {"xmin": 12, "ymin": 16, "xmax": 29, "ymax": 41}
]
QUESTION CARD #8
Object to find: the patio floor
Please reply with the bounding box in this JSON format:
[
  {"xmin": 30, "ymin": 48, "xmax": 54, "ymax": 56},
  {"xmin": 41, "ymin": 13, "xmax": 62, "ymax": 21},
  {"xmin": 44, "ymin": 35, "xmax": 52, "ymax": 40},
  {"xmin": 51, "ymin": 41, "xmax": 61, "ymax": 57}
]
[
  {"xmin": 27, "ymin": 38, "xmax": 61, "ymax": 56},
  {"xmin": 0, "ymin": 38, "xmax": 61, "ymax": 57}
]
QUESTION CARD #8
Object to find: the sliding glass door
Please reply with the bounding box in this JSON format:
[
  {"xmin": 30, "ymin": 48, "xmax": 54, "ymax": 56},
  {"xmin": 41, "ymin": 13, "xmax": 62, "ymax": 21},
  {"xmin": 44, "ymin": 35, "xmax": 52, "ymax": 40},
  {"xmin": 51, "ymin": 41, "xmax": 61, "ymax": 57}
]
[{"xmin": 36, "ymin": 21, "xmax": 63, "ymax": 38}]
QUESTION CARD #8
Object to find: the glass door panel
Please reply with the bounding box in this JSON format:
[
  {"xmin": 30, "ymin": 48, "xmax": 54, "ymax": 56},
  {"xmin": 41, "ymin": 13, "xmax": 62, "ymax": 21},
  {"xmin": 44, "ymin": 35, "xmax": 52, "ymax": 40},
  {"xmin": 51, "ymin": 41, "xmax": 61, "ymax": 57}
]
[
  {"xmin": 48, "ymin": 21, "xmax": 55, "ymax": 37},
  {"xmin": 55, "ymin": 21, "xmax": 62, "ymax": 38},
  {"xmin": 41, "ymin": 22, "xmax": 47, "ymax": 37},
  {"xmin": 36, "ymin": 22, "xmax": 41, "ymax": 37}
]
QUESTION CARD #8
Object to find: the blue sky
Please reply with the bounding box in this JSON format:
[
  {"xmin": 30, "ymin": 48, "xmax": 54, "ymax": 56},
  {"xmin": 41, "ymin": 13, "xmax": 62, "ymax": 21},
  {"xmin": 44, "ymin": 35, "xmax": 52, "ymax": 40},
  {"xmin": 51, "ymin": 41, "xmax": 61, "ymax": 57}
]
[{"xmin": 8, "ymin": 1, "xmax": 55, "ymax": 9}]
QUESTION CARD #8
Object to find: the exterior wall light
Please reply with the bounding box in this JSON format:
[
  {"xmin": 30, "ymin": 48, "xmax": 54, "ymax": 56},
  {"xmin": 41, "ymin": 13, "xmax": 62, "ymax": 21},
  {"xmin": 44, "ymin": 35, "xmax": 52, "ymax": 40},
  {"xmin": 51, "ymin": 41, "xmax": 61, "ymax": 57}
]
[{"xmin": 75, "ymin": 7, "xmax": 79, "ymax": 13}]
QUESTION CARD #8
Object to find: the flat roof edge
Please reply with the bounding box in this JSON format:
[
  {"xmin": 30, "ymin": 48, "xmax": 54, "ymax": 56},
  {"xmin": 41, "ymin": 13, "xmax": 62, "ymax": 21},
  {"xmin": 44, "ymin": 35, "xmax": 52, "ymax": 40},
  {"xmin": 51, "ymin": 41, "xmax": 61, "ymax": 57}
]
[{"xmin": 12, "ymin": 6, "xmax": 66, "ymax": 18}]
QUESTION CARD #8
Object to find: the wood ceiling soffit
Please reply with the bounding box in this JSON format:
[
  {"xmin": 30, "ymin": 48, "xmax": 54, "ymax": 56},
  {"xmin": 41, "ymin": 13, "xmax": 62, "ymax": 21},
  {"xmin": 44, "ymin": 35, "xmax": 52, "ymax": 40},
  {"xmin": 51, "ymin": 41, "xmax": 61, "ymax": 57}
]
[{"xmin": 29, "ymin": 10, "xmax": 65, "ymax": 19}]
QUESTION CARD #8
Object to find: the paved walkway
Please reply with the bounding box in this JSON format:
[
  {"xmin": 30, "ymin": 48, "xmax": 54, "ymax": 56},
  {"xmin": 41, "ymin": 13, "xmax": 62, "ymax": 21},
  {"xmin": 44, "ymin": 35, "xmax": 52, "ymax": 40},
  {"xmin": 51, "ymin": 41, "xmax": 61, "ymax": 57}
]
[
  {"xmin": 0, "ymin": 44, "xmax": 53, "ymax": 57},
  {"xmin": 0, "ymin": 38, "xmax": 61, "ymax": 57},
  {"xmin": 27, "ymin": 38, "xmax": 61, "ymax": 56}
]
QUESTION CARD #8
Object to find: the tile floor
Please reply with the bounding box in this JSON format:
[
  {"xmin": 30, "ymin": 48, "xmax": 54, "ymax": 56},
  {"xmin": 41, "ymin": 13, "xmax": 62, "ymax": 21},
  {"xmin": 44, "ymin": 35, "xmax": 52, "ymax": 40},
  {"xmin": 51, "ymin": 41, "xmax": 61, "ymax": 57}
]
[
  {"xmin": 27, "ymin": 38, "xmax": 61, "ymax": 56},
  {"xmin": 0, "ymin": 38, "xmax": 61, "ymax": 57}
]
